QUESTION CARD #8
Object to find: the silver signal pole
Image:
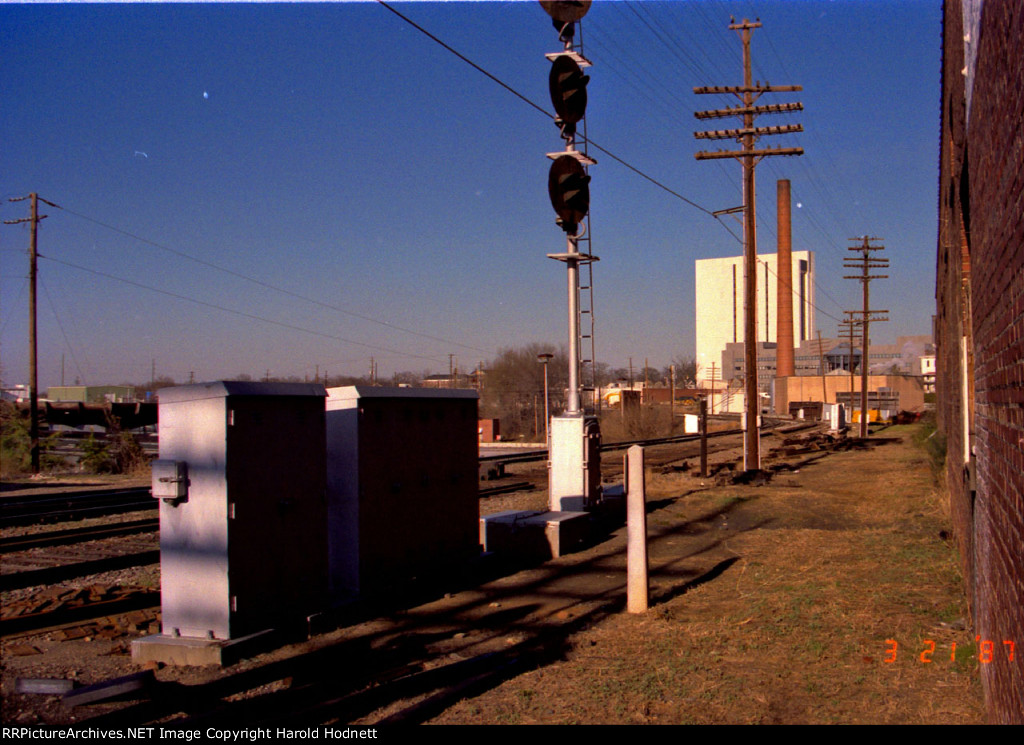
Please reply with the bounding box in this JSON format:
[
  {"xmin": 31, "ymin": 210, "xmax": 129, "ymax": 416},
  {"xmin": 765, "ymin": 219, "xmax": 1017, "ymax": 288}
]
[{"xmin": 565, "ymin": 235, "xmax": 581, "ymax": 414}]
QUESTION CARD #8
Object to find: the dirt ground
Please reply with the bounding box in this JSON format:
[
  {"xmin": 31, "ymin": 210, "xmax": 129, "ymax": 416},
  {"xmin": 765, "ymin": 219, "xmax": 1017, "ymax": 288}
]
[{"xmin": 1, "ymin": 424, "xmax": 985, "ymax": 725}]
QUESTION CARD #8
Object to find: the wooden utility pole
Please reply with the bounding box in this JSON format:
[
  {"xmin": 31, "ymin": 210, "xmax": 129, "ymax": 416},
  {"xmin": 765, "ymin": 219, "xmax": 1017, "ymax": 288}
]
[
  {"xmin": 669, "ymin": 363, "xmax": 676, "ymax": 430},
  {"xmin": 699, "ymin": 395, "xmax": 709, "ymax": 477},
  {"xmin": 709, "ymin": 362, "xmax": 718, "ymax": 414},
  {"xmin": 816, "ymin": 330, "xmax": 827, "ymax": 404},
  {"xmin": 5, "ymin": 193, "xmax": 49, "ymax": 474},
  {"xmin": 28, "ymin": 195, "xmax": 40, "ymax": 474},
  {"xmin": 694, "ymin": 18, "xmax": 803, "ymax": 472},
  {"xmin": 844, "ymin": 237, "xmax": 889, "ymax": 437},
  {"xmin": 839, "ymin": 318, "xmax": 863, "ymax": 409}
]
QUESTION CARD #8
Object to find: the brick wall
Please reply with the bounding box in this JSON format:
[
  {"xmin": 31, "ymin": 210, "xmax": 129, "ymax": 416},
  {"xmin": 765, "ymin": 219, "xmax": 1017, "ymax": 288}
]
[
  {"xmin": 937, "ymin": 0, "xmax": 1024, "ymax": 724},
  {"xmin": 937, "ymin": 0, "xmax": 974, "ymax": 623}
]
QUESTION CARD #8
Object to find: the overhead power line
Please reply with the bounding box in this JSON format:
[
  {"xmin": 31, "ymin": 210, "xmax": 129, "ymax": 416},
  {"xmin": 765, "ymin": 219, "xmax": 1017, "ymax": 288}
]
[
  {"xmin": 38, "ymin": 253, "xmax": 450, "ymax": 366},
  {"xmin": 51, "ymin": 202, "xmax": 493, "ymax": 357},
  {"xmin": 382, "ymin": 0, "xmax": 856, "ymax": 326},
  {"xmin": 377, "ymin": 0, "xmax": 550, "ymax": 119},
  {"xmin": 760, "ymin": 258, "xmax": 843, "ymax": 325},
  {"xmin": 40, "ymin": 276, "xmax": 89, "ymax": 386},
  {"xmin": 375, "ymin": 0, "xmax": 724, "ymax": 224},
  {"xmin": 0, "ymin": 280, "xmax": 28, "ymax": 336}
]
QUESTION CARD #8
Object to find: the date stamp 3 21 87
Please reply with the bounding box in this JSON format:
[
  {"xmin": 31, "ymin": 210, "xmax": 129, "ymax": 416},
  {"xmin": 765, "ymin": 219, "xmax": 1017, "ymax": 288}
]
[{"xmin": 884, "ymin": 637, "xmax": 1017, "ymax": 664}]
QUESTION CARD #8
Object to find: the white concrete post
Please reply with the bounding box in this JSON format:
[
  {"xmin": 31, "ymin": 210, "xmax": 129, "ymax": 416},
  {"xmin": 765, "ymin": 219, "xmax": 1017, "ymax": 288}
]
[{"xmin": 626, "ymin": 445, "xmax": 649, "ymax": 613}]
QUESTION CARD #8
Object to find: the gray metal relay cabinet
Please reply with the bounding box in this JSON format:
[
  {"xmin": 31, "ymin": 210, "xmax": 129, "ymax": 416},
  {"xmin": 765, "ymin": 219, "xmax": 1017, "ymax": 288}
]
[
  {"xmin": 146, "ymin": 381, "xmax": 328, "ymax": 644},
  {"xmin": 325, "ymin": 386, "xmax": 480, "ymax": 601}
]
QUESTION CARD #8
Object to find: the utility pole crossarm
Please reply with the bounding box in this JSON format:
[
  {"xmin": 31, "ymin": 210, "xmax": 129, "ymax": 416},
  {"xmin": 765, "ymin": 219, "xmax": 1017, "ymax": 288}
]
[
  {"xmin": 693, "ymin": 84, "xmax": 803, "ymax": 95},
  {"xmin": 695, "ymin": 147, "xmax": 804, "ymax": 160},
  {"xmin": 694, "ymin": 124, "xmax": 804, "ymax": 140},
  {"xmin": 694, "ymin": 102, "xmax": 804, "ymax": 119}
]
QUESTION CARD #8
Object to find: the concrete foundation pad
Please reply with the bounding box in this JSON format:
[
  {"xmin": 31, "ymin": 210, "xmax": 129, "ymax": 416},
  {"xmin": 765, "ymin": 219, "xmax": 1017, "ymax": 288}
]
[
  {"xmin": 532, "ymin": 511, "xmax": 591, "ymax": 557},
  {"xmin": 600, "ymin": 483, "xmax": 625, "ymax": 508},
  {"xmin": 131, "ymin": 629, "xmax": 276, "ymax": 667},
  {"xmin": 480, "ymin": 510, "xmax": 590, "ymax": 559},
  {"xmin": 479, "ymin": 510, "xmax": 544, "ymax": 556},
  {"xmin": 592, "ymin": 484, "xmax": 626, "ymax": 524}
]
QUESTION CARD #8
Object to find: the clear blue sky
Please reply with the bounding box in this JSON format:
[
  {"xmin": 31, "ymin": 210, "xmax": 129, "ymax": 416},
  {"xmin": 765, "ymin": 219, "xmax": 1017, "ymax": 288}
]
[{"xmin": 1, "ymin": 0, "xmax": 942, "ymax": 388}]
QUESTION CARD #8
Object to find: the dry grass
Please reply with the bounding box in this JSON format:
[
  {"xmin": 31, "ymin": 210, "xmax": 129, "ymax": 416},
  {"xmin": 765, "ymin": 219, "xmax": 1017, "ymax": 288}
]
[{"xmin": 432, "ymin": 424, "xmax": 984, "ymax": 724}]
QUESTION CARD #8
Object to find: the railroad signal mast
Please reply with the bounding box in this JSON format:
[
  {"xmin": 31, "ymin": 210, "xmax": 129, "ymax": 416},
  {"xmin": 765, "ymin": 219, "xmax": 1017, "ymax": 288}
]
[
  {"xmin": 693, "ymin": 17, "xmax": 803, "ymax": 473},
  {"xmin": 543, "ymin": 0, "xmax": 597, "ymax": 417},
  {"xmin": 541, "ymin": 0, "xmax": 602, "ymax": 513},
  {"xmin": 844, "ymin": 237, "xmax": 889, "ymax": 437}
]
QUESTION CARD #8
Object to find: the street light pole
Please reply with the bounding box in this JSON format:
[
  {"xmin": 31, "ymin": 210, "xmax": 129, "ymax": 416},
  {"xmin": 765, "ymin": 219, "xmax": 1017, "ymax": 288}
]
[{"xmin": 538, "ymin": 353, "xmax": 554, "ymax": 445}]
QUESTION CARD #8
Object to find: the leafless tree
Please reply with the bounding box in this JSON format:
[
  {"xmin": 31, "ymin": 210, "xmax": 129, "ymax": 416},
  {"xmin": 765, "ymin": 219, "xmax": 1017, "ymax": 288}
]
[{"xmin": 481, "ymin": 343, "xmax": 568, "ymax": 441}]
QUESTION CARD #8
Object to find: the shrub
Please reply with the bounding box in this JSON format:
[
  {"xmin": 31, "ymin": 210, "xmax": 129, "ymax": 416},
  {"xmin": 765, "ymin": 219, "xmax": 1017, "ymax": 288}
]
[
  {"xmin": 0, "ymin": 401, "xmax": 64, "ymax": 475},
  {"xmin": 79, "ymin": 434, "xmax": 115, "ymax": 473},
  {"xmin": 912, "ymin": 411, "xmax": 946, "ymax": 480},
  {"xmin": 79, "ymin": 414, "xmax": 150, "ymax": 474}
]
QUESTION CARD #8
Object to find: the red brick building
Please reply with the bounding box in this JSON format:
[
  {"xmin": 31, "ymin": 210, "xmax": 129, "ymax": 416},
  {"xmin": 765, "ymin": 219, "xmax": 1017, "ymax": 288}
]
[{"xmin": 936, "ymin": 0, "xmax": 1023, "ymax": 723}]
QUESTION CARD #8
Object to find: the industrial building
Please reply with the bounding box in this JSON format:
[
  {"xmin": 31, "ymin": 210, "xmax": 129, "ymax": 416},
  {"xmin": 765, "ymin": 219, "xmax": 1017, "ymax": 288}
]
[
  {"xmin": 45, "ymin": 385, "xmax": 136, "ymax": 403},
  {"xmin": 695, "ymin": 250, "xmax": 815, "ymax": 387},
  {"xmin": 720, "ymin": 334, "xmax": 934, "ymax": 388},
  {"xmin": 694, "ymin": 173, "xmax": 932, "ymax": 419}
]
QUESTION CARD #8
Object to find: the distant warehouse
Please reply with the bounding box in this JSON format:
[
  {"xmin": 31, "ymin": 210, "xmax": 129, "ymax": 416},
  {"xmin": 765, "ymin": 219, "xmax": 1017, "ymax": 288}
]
[{"xmin": 46, "ymin": 385, "xmax": 136, "ymax": 403}]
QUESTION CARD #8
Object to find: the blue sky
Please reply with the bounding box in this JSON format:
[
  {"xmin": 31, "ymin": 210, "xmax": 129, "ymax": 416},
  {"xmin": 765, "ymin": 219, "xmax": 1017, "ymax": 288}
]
[{"xmin": 0, "ymin": 0, "xmax": 942, "ymax": 388}]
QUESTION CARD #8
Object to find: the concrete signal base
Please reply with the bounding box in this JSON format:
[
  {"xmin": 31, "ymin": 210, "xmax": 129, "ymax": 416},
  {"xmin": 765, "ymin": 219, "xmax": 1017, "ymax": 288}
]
[
  {"xmin": 480, "ymin": 413, "xmax": 606, "ymax": 560},
  {"xmin": 132, "ymin": 629, "xmax": 277, "ymax": 668},
  {"xmin": 480, "ymin": 510, "xmax": 591, "ymax": 561}
]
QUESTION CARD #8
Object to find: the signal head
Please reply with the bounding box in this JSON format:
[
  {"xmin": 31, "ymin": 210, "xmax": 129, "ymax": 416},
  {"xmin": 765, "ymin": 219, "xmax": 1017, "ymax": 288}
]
[
  {"xmin": 539, "ymin": 0, "xmax": 592, "ymax": 24},
  {"xmin": 549, "ymin": 55, "xmax": 589, "ymax": 127},
  {"xmin": 548, "ymin": 155, "xmax": 591, "ymax": 234}
]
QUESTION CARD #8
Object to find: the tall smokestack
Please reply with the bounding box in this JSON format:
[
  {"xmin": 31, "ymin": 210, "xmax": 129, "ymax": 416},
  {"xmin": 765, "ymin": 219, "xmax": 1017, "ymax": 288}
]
[{"xmin": 776, "ymin": 179, "xmax": 795, "ymax": 378}]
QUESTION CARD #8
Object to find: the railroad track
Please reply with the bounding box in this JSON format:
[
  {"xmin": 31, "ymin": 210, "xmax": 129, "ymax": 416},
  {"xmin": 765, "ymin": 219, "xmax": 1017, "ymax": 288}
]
[
  {"xmin": 0, "ymin": 424, "xmax": 801, "ymax": 594},
  {"xmin": 479, "ymin": 427, "xmax": 758, "ymax": 495},
  {"xmin": 0, "ymin": 487, "xmax": 154, "ymax": 528},
  {"xmin": 485, "ymin": 420, "xmax": 823, "ymax": 486},
  {"xmin": 478, "ymin": 481, "xmax": 535, "ymax": 498},
  {"xmin": 0, "ymin": 517, "xmax": 159, "ymax": 554},
  {"xmin": 0, "ymin": 533, "xmax": 160, "ymax": 592},
  {"xmin": 478, "ymin": 428, "xmax": 744, "ymax": 466},
  {"xmin": 0, "ymin": 428, "xmax": 767, "ymax": 523},
  {"xmin": 1, "ymin": 424, "xmax": 796, "ymax": 526},
  {"xmin": 479, "ymin": 418, "xmax": 802, "ymax": 466},
  {"xmin": 0, "ymin": 495, "xmax": 161, "ymax": 593}
]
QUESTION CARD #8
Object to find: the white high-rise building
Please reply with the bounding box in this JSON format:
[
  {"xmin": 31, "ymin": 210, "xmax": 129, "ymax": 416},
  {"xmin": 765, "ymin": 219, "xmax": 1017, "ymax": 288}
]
[{"xmin": 695, "ymin": 251, "xmax": 815, "ymax": 386}]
